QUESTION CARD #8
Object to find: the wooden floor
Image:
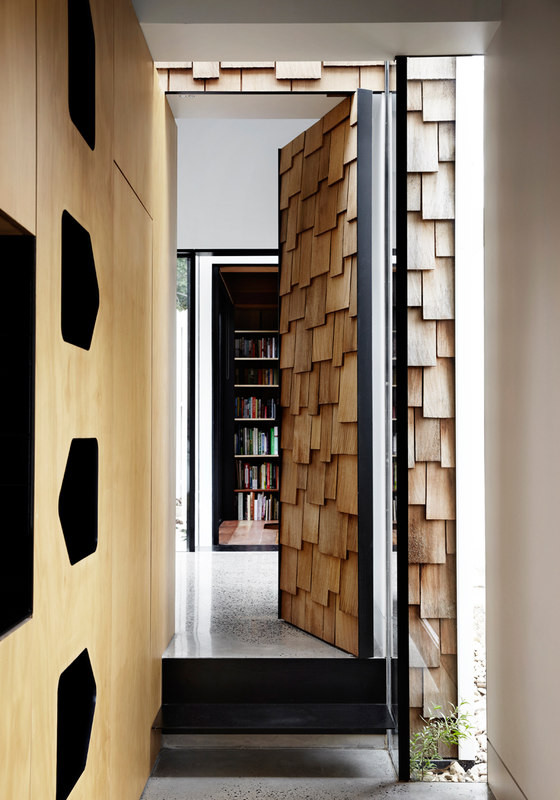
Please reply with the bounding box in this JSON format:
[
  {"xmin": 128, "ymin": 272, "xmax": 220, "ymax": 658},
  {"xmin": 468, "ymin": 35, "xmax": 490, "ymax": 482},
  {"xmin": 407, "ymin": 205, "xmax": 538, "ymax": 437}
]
[{"xmin": 219, "ymin": 520, "xmax": 278, "ymax": 546}]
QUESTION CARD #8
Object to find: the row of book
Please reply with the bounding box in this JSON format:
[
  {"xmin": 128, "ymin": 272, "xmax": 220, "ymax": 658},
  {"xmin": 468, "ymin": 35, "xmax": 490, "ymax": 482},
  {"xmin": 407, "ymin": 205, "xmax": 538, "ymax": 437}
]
[
  {"xmin": 234, "ymin": 426, "xmax": 279, "ymax": 456},
  {"xmin": 235, "ymin": 336, "xmax": 278, "ymax": 359},
  {"xmin": 237, "ymin": 492, "xmax": 279, "ymax": 521},
  {"xmin": 235, "ymin": 367, "xmax": 279, "ymax": 386},
  {"xmin": 234, "ymin": 396, "xmax": 277, "ymax": 419},
  {"xmin": 236, "ymin": 461, "xmax": 279, "ymax": 491}
]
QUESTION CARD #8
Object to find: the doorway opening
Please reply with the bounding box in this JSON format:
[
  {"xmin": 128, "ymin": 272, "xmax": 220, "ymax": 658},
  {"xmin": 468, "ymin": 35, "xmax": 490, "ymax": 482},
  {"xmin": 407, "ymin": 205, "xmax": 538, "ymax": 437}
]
[
  {"xmin": 167, "ymin": 78, "xmax": 404, "ymax": 771},
  {"xmin": 214, "ymin": 262, "xmax": 280, "ymax": 550}
]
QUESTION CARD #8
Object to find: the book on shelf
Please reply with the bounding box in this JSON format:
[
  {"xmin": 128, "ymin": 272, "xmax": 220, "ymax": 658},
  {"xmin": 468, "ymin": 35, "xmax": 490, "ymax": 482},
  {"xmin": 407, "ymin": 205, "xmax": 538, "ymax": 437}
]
[
  {"xmin": 237, "ymin": 491, "xmax": 279, "ymax": 522},
  {"xmin": 235, "ymin": 366, "xmax": 279, "ymax": 386},
  {"xmin": 235, "ymin": 460, "xmax": 279, "ymax": 491},
  {"xmin": 234, "ymin": 334, "xmax": 278, "ymax": 359},
  {"xmin": 234, "ymin": 396, "xmax": 276, "ymax": 420},
  {"xmin": 234, "ymin": 426, "xmax": 279, "ymax": 456}
]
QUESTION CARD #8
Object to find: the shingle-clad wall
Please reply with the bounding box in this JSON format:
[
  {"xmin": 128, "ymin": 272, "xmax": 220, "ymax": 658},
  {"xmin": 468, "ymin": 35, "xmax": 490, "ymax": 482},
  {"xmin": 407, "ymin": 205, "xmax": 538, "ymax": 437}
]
[
  {"xmin": 158, "ymin": 61, "xmax": 392, "ymax": 93},
  {"xmin": 406, "ymin": 57, "xmax": 458, "ymax": 739}
]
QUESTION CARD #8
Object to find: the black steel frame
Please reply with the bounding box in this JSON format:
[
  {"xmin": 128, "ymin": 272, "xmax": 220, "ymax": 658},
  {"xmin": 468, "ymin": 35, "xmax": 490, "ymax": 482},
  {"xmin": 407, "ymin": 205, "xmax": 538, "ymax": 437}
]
[{"xmin": 356, "ymin": 88, "xmax": 375, "ymax": 659}]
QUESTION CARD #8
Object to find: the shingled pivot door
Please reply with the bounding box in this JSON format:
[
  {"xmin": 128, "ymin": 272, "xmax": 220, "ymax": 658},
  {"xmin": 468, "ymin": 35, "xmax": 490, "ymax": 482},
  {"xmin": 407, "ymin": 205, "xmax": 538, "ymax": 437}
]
[{"xmin": 278, "ymin": 91, "xmax": 392, "ymax": 657}]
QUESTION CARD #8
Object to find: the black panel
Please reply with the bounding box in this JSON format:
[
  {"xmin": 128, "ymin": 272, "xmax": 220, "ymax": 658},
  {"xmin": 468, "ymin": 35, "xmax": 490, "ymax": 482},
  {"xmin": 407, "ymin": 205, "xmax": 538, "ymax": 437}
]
[
  {"xmin": 58, "ymin": 438, "xmax": 98, "ymax": 565},
  {"xmin": 214, "ymin": 268, "xmax": 236, "ymax": 540},
  {"xmin": 356, "ymin": 89, "xmax": 375, "ymax": 659},
  {"xmin": 161, "ymin": 658, "xmax": 393, "ymax": 735},
  {"xmin": 0, "ymin": 235, "xmax": 35, "ymax": 637},
  {"xmin": 176, "ymin": 253, "xmax": 196, "ymax": 552},
  {"xmin": 68, "ymin": 0, "xmax": 96, "ymax": 150},
  {"xmin": 163, "ymin": 657, "xmax": 387, "ymax": 704},
  {"xmin": 56, "ymin": 648, "xmax": 97, "ymax": 800},
  {"xmin": 61, "ymin": 211, "xmax": 99, "ymax": 350}
]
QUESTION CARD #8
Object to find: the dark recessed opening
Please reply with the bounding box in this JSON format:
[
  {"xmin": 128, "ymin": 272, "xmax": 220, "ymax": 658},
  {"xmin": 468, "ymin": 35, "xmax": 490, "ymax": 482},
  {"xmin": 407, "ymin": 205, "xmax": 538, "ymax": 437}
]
[
  {"xmin": 0, "ymin": 231, "xmax": 35, "ymax": 638},
  {"xmin": 61, "ymin": 210, "xmax": 99, "ymax": 350},
  {"xmin": 58, "ymin": 438, "xmax": 98, "ymax": 565},
  {"xmin": 56, "ymin": 648, "xmax": 96, "ymax": 800},
  {"xmin": 68, "ymin": 0, "xmax": 96, "ymax": 150}
]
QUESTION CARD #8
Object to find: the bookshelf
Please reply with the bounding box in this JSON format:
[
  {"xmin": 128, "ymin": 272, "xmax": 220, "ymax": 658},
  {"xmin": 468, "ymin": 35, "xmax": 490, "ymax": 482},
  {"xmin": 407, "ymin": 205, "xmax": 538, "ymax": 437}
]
[
  {"xmin": 214, "ymin": 264, "xmax": 280, "ymax": 547},
  {"xmin": 233, "ymin": 330, "xmax": 280, "ymax": 522}
]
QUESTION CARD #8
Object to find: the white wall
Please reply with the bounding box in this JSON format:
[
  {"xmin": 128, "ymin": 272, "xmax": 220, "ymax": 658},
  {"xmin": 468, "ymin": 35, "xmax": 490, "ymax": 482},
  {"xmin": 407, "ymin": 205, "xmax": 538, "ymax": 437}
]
[
  {"xmin": 485, "ymin": 2, "xmax": 560, "ymax": 798},
  {"xmin": 455, "ymin": 55, "xmax": 485, "ymax": 761},
  {"xmin": 177, "ymin": 117, "xmax": 316, "ymax": 250}
]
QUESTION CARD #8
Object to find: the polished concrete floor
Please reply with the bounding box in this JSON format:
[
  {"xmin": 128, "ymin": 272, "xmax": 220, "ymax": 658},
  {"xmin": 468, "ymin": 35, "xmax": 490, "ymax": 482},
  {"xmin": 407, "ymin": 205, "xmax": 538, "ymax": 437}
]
[
  {"xmin": 141, "ymin": 736, "xmax": 494, "ymax": 799},
  {"xmin": 165, "ymin": 551, "xmax": 350, "ymax": 658},
  {"xmin": 153, "ymin": 554, "xmax": 493, "ymax": 799}
]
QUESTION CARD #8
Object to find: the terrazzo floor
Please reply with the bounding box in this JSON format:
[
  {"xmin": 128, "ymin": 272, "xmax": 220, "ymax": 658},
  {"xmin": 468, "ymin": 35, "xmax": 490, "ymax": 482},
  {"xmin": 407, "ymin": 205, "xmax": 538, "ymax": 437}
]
[
  {"xmin": 141, "ymin": 736, "xmax": 494, "ymax": 799},
  {"xmin": 165, "ymin": 551, "xmax": 350, "ymax": 658}
]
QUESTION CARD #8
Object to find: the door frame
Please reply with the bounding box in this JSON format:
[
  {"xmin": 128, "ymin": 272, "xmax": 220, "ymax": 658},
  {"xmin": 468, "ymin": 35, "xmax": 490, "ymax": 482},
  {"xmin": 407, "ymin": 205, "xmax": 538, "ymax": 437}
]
[{"xmin": 174, "ymin": 76, "xmax": 411, "ymax": 777}]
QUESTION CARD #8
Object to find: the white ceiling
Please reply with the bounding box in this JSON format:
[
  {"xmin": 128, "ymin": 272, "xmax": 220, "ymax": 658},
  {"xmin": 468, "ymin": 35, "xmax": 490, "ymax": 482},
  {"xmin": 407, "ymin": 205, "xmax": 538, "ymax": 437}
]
[
  {"xmin": 142, "ymin": 22, "xmax": 500, "ymax": 62},
  {"xmin": 132, "ymin": 0, "xmax": 501, "ymax": 62},
  {"xmin": 132, "ymin": 0, "xmax": 501, "ymax": 25}
]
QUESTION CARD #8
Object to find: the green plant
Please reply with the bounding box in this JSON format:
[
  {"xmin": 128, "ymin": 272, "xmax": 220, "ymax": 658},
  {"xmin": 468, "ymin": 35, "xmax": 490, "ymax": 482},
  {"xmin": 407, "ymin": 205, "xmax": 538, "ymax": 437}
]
[{"xmin": 410, "ymin": 701, "xmax": 473, "ymax": 780}]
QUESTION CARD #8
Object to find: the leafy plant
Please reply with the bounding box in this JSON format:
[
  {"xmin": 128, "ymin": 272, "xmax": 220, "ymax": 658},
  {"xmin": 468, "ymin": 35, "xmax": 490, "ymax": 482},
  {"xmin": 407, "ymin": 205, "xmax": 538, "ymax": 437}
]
[{"xmin": 410, "ymin": 701, "xmax": 473, "ymax": 780}]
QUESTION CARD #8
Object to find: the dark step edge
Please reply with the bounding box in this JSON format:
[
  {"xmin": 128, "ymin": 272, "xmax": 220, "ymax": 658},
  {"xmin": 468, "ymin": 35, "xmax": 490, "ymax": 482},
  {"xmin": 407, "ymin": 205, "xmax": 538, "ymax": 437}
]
[
  {"xmin": 162, "ymin": 657, "xmax": 388, "ymax": 705},
  {"xmin": 154, "ymin": 702, "xmax": 395, "ymax": 735}
]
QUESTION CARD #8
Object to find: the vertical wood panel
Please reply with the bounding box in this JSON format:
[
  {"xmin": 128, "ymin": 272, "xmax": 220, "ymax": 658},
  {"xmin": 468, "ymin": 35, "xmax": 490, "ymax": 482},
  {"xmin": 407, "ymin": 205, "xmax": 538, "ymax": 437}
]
[
  {"xmin": 109, "ymin": 167, "xmax": 153, "ymax": 800},
  {"xmin": 0, "ymin": 626, "xmax": 32, "ymax": 799},
  {"xmin": 114, "ymin": 0, "xmax": 155, "ymax": 215},
  {"xmin": 0, "ymin": 0, "xmax": 36, "ymax": 233},
  {"xmin": 32, "ymin": 2, "xmax": 115, "ymax": 798},
  {"xmin": 150, "ymin": 83, "xmax": 177, "ymax": 707}
]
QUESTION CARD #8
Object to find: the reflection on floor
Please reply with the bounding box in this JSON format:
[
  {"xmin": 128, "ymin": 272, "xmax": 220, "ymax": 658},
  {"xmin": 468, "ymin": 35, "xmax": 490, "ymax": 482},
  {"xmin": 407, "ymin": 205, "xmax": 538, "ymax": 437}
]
[
  {"xmin": 141, "ymin": 735, "xmax": 494, "ymax": 800},
  {"xmin": 219, "ymin": 519, "xmax": 278, "ymax": 546},
  {"xmin": 166, "ymin": 551, "xmax": 350, "ymax": 659}
]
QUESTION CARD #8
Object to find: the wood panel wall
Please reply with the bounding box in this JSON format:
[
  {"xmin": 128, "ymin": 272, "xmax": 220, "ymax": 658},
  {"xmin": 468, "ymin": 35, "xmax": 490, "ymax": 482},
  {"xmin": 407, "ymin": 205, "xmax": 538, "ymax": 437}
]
[
  {"xmin": 406, "ymin": 58, "xmax": 457, "ymax": 737},
  {"xmin": 0, "ymin": 3, "xmax": 37, "ymax": 794},
  {"xmin": 0, "ymin": 0, "xmax": 177, "ymax": 798},
  {"xmin": 279, "ymin": 96, "xmax": 360, "ymax": 657},
  {"xmin": 150, "ymin": 75, "xmax": 178, "ymax": 719},
  {"xmin": 0, "ymin": 0, "xmax": 36, "ymax": 233}
]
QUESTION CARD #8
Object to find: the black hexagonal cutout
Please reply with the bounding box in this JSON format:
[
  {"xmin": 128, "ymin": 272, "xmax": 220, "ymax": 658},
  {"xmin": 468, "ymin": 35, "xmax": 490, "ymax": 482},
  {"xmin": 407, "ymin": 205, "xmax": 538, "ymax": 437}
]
[
  {"xmin": 61, "ymin": 211, "xmax": 99, "ymax": 350},
  {"xmin": 56, "ymin": 648, "xmax": 96, "ymax": 800},
  {"xmin": 58, "ymin": 438, "xmax": 98, "ymax": 565},
  {"xmin": 68, "ymin": 0, "xmax": 96, "ymax": 150}
]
